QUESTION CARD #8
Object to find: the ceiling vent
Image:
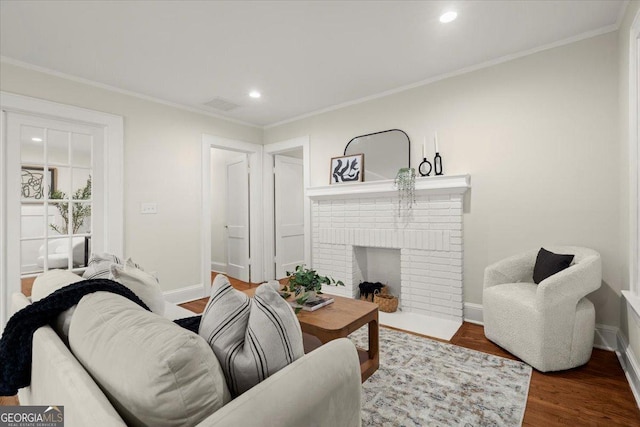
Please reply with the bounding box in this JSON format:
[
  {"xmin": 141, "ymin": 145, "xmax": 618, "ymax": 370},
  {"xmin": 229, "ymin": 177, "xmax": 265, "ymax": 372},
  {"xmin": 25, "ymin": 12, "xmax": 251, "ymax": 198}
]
[{"xmin": 203, "ymin": 97, "xmax": 241, "ymax": 112}]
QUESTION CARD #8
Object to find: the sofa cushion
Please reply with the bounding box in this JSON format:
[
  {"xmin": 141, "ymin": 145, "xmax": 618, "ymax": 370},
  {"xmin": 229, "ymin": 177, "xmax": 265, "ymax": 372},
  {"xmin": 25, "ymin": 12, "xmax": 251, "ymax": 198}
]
[
  {"xmin": 199, "ymin": 274, "xmax": 304, "ymax": 397},
  {"xmin": 69, "ymin": 292, "xmax": 230, "ymax": 427},
  {"xmin": 109, "ymin": 258, "xmax": 165, "ymax": 315},
  {"xmin": 31, "ymin": 270, "xmax": 84, "ymax": 344},
  {"xmin": 533, "ymin": 247, "xmax": 574, "ymax": 284},
  {"xmin": 31, "ymin": 269, "xmax": 83, "ymax": 302}
]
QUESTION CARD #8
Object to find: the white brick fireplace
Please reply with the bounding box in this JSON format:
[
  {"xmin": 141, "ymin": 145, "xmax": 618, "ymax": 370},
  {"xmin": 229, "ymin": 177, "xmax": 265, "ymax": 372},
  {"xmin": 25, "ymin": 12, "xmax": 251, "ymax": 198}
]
[{"xmin": 308, "ymin": 175, "xmax": 470, "ymax": 338}]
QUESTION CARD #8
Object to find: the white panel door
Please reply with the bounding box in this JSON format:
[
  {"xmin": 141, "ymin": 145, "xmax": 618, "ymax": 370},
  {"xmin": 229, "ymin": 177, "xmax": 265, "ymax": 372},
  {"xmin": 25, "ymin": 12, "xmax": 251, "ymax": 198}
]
[
  {"xmin": 226, "ymin": 155, "xmax": 250, "ymax": 282},
  {"xmin": 274, "ymin": 155, "xmax": 304, "ymax": 278},
  {"xmin": 5, "ymin": 112, "xmax": 103, "ymax": 295}
]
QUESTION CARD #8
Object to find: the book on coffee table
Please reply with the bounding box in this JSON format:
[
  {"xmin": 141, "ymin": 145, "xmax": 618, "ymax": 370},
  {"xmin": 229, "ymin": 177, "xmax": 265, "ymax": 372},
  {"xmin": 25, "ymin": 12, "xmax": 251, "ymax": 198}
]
[{"xmin": 290, "ymin": 296, "xmax": 334, "ymax": 312}]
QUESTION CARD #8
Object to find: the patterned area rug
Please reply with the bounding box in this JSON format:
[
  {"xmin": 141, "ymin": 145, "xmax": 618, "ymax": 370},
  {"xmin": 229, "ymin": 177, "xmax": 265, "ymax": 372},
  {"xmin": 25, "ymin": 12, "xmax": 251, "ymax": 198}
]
[{"xmin": 349, "ymin": 327, "xmax": 531, "ymax": 427}]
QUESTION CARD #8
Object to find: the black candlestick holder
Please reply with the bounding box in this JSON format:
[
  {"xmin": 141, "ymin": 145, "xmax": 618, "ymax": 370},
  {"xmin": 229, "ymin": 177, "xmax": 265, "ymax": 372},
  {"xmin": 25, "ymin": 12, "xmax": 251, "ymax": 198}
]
[
  {"xmin": 434, "ymin": 152, "xmax": 443, "ymax": 176},
  {"xmin": 418, "ymin": 157, "xmax": 432, "ymax": 177}
]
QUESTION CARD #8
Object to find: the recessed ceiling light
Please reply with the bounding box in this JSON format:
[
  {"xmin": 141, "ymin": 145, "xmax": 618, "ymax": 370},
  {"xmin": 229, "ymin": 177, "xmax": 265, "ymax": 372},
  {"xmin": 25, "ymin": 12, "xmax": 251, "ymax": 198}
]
[
  {"xmin": 31, "ymin": 137, "xmax": 43, "ymax": 142},
  {"xmin": 249, "ymin": 90, "xmax": 261, "ymax": 99},
  {"xmin": 439, "ymin": 11, "xmax": 457, "ymax": 23}
]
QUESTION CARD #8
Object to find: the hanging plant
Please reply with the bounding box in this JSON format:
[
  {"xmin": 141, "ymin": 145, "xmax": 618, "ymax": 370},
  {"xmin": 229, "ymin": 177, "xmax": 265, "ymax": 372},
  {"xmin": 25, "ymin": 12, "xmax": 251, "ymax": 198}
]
[{"xmin": 394, "ymin": 167, "xmax": 416, "ymax": 212}]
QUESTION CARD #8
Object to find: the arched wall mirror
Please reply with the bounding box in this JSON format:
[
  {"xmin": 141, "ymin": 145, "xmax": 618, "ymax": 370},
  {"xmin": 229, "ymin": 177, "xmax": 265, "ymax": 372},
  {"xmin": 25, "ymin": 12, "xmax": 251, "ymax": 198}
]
[{"xmin": 344, "ymin": 129, "xmax": 410, "ymax": 181}]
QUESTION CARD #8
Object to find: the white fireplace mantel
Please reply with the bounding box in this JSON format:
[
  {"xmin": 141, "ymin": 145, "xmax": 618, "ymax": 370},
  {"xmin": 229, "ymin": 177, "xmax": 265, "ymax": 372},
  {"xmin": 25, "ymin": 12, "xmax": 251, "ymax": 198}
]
[{"xmin": 307, "ymin": 174, "xmax": 470, "ymax": 200}]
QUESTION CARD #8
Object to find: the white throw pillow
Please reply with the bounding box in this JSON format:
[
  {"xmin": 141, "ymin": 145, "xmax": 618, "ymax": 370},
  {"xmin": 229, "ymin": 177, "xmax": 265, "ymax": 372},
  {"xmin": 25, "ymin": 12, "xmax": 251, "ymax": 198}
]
[
  {"xmin": 109, "ymin": 258, "xmax": 165, "ymax": 315},
  {"xmin": 198, "ymin": 274, "xmax": 304, "ymax": 396},
  {"xmin": 69, "ymin": 292, "xmax": 230, "ymax": 427}
]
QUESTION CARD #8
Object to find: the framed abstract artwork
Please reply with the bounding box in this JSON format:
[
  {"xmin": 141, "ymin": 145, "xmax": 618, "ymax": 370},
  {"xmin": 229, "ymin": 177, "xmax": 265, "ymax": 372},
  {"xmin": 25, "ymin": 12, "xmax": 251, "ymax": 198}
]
[
  {"xmin": 330, "ymin": 154, "xmax": 364, "ymax": 184},
  {"xmin": 21, "ymin": 166, "xmax": 56, "ymax": 200}
]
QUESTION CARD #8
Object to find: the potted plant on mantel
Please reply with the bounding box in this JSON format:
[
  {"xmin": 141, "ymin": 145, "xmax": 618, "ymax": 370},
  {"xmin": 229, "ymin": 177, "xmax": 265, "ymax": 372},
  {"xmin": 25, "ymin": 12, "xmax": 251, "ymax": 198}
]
[{"xmin": 285, "ymin": 265, "xmax": 344, "ymax": 307}]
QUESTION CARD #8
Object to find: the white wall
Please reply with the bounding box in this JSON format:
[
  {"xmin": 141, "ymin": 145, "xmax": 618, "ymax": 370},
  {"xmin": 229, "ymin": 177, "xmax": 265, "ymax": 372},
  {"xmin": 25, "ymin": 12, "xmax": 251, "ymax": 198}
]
[
  {"xmin": 210, "ymin": 148, "xmax": 245, "ymax": 272},
  {"xmin": 265, "ymin": 32, "xmax": 621, "ymax": 326},
  {"xmin": 1, "ymin": 61, "xmax": 262, "ymax": 291}
]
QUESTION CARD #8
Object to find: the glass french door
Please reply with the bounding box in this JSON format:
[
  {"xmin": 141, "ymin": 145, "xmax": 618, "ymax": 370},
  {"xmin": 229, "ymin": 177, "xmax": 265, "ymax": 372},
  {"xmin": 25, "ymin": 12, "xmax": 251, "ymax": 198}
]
[{"xmin": 5, "ymin": 112, "xmax": 104, "ymax": 285}]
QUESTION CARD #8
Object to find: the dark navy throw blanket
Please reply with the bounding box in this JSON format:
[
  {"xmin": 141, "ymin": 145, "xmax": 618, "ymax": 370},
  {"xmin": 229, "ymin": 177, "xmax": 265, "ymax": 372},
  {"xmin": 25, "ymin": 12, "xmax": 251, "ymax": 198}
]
[{"xmin": 0, "ymin": 279, "xmax": 202, "ymax": 396}]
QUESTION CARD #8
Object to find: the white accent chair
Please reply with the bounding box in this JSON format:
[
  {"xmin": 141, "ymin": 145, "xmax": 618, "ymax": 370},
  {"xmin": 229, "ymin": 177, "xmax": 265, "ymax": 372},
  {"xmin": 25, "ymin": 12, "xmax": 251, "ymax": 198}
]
[
  {"xmin": 483, "ymin": 246, "xmax": 601, "ymax": 372},
  {"xmin": 36, "ymin": 237, "xmax": 86, "ymax": 269}
]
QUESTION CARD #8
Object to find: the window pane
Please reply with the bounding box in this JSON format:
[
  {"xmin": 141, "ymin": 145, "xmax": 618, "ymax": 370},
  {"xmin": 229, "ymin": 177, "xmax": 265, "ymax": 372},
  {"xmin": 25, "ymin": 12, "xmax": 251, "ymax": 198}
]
[
  {"xmin": 48, "ymin": 201, "xmax": 69, "ymax": 236},
  {"xmin": 43, "ymin": 237, "xmax": 74, "ymax": 270},
  {"xmin": 71, "ymin": 169, "xmax": 92, "ymax": 201},
  {"xmin": 20, "ymin": 125, "xmax": 44, "ymax": 164},
  {"xmin": 21, "ymin": 203, "xmax": 46, "ymax": 239},
  {"xmin": 21, "ymin": 239, "xmax": 44, "ymax": 274},
  {"xmin": 52, "ymin": 166, "xmax": 71, "ymax": 199},
  {"xmin": 21, "ymin": 166, "xmax": 53, "ymax": 200},
  {"xmin": 71, "ymin": 133, "xmax": 92, "ymax": 168},
  {"xmin": 48, "ymin": 129, "xmax": 69, "ymax": 165},
  {"xmin": 72, "ymin": 236, "xmax": 89, "ymax": 268},
  {"xmin": 71, "ymin": 202, "xmax": 92, "ymax": 235}
]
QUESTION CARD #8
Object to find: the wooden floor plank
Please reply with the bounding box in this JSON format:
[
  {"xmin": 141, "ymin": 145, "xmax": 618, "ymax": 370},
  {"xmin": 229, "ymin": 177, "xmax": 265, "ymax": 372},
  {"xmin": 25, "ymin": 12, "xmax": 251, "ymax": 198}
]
[{"xmin": 0, "ymin": 396, "xmax": 19, "ymax": 406}]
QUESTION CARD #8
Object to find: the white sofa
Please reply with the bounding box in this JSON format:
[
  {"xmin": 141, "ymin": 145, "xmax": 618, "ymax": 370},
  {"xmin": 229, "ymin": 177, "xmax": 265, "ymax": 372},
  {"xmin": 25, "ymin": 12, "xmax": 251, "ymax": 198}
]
[
  {"xmin": 10, "ymin": 288, "xmax": 362, "ymax": 427},
  {"xmin": 483, "ymin": 246, "xmax": 601, "ymax": 372}
]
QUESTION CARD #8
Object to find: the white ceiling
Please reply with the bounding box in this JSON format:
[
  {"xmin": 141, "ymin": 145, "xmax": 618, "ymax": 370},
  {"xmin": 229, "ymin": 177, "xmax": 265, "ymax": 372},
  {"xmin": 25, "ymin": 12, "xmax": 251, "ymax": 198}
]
[{"xmin": 0, "ymin": 1, "xmax": 626, "ymax": 127}]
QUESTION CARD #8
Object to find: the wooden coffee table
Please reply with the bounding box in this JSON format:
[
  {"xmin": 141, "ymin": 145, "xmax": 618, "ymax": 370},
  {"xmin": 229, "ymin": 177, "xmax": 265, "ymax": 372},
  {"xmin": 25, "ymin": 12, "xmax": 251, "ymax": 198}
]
[
  {"xmin": 243, "ymin": 288, "xmax": 379, "ymax": 382},
  {"xmin": 297, "ymin": 294, "xmax": 379, "ymax": 382}
]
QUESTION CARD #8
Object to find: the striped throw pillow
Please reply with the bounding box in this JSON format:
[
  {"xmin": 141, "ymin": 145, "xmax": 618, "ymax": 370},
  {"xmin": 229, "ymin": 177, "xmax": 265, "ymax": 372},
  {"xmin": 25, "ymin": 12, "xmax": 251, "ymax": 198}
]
[
  {"xmin": 83, "ymin": 253, "xmax": 143, "ymax": 280},
  {"xmin": 198, "ymin": 274, "xmax": 304, "ymax": 396},
  {"xmin": 82, "ymin": 253, "xmax": 122, "ymax": 279}
]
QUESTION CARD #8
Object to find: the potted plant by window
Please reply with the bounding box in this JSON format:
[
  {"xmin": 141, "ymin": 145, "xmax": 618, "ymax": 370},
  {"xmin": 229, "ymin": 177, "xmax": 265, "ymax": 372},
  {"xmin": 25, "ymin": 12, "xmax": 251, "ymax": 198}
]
[
  {"xmin": 49, "ymin": 176, "xmax": 92, "ymax": 234},
  {"xmin": 285, "ymin": 265, "xmax": 344, "ymax": 306}
]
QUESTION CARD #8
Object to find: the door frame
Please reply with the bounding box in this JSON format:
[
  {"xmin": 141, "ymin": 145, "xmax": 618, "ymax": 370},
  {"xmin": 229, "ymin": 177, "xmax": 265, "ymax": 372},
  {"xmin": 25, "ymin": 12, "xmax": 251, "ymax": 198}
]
[
  {"xmin": 201, "ymin": 134, "xmax": 263, "ymax": 293},
  {"xmin": 625, "ymin": 9, "xmax": 640, "ymax": 314},
  {"xmin": 0, "ymin": 91, "xmax": 123, "ymax": 328},
  {"xmin": 263, "ymin": 136, "xmax": 311, "ymax": 280}
]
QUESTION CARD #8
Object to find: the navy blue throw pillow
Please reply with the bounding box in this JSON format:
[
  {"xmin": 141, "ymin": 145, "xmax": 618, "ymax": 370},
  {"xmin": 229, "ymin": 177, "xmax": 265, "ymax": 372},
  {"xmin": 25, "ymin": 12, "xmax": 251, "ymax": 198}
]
[{"xmin": 533, "ymin": 248, "xmax": 574, "ymax": 284}]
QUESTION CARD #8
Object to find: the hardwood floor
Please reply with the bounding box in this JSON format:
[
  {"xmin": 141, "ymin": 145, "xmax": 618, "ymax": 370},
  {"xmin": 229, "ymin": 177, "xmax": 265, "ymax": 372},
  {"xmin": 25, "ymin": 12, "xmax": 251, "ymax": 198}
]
[
  {"xmin": 450, "ymin": 324, "xmax": 640, "ymax": 426},
  {"xmin": 20, "ymin": 276, "xmax": 36, "ymax": 298},
  {"xmin": 0, "ymin": 395, "xmax": 19, "ymax": 406},
  {"xmin": 180, "ymin": 273, "xmax": 640, "ymax": 426}
]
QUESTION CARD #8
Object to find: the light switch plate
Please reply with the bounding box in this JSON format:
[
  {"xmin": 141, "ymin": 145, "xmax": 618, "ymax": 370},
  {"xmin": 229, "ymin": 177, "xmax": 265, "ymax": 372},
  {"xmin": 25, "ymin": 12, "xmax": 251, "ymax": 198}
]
[{"xmin": 141, "ymin": 203, "xmax": 157, "ymax": 214}]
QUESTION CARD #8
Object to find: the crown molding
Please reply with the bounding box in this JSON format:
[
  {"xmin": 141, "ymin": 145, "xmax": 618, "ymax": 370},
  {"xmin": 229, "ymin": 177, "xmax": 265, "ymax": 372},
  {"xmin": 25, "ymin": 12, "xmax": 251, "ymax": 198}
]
[{"xmin": 0, "ymin": 56, "xmax": 261, "ymax": 129}]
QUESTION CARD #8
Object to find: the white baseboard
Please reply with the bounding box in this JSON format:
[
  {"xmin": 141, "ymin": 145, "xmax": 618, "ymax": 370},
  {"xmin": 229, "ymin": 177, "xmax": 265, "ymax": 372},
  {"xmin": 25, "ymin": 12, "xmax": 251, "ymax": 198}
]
[
  {"xmin": 163, "ymin": 284, "xmax": 206, "ymax": 305},
  {"xmin": 593, "ymin": 323, "xmax": 618, "ymax": 351},
  {"xmin": 616, "ymin": 331, "xmax": 640, "ymax": 409},
  {"xmin": 463, "ymin": 302, "xmax": 483, "ymax": 325},
  {"xmin": 211, "ymin": 261, "xmax": 227, "ymax": 273}
]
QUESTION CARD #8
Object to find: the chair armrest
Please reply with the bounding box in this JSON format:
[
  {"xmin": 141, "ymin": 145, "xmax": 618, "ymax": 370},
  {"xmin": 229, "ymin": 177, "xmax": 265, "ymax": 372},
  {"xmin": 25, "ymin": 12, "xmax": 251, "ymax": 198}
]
[
  {"xmin": 198, "ymin": 338, "xmax": 361, "ymax": 427},
  {"xmin": 536, "ymin": 254, "xmax": 601, "ymax": 310},
  {"xmin": 484, "ymin": 250, "xmax": 538, "ymax": 289}
]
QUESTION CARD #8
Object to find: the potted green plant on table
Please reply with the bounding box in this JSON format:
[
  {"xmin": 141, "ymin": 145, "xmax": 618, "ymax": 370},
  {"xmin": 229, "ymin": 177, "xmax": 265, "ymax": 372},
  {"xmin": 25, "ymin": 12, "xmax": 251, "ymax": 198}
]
[{"xmin": 285, "ymin": 265, "xmax": 344, "ymax": 308}]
